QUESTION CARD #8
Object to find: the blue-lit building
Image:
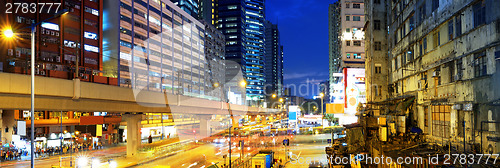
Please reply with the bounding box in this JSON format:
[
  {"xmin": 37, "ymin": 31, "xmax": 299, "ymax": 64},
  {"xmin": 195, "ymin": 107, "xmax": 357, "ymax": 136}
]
[
  {"xmin": 264, "ymin": 20, "xmax": 283, "ymax": 100},
  {"xmin": 170, "ymin": 0, "xmax": 200, "ymax": 19},
  {"xmin": 217, "ymin": 0, "xmax": 266, "ymax": 105}
]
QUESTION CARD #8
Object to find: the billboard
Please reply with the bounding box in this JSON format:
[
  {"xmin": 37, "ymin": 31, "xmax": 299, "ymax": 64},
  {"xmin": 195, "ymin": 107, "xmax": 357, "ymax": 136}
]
[{"xmin": 343, "ymin": 68, "xmax": 366, "ymax": 114}]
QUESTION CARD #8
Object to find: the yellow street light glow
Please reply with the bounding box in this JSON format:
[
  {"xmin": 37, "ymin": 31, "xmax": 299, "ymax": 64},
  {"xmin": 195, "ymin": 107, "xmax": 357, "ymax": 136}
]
[
  {"xmin": 213, "ymin": 82, "xmax": 220, "ymax": 88},
  {"xmin": 279, "ymin": 98, "xmax": 284, "ymax": 103},
  {"xmin": 272, "ymin": 94, "xmax": 277, "ymax": 98},
  {"xmin": 319, "ymin": 92, "xmax": 324, "ymax": 97},
  {"xmin": 239, "ymin": 80, "xmax": 246, "ymax": 87},
  {"xmin": 3, "ymin": 29, "xmax": 14, "ymax": 38}
]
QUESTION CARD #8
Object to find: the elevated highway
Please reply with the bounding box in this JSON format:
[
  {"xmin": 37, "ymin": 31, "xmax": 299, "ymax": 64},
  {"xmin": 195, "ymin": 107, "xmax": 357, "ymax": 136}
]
[{"xmin": 0, "ymin": 72, "xmax": 282, "ymax": 115}]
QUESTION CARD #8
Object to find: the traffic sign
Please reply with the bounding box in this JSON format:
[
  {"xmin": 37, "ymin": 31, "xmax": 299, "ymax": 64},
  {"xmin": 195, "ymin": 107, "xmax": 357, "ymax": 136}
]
[
  {"xmin": 327, "ymin": 139, "xmax": 331, "ymax": 143},
  {"xmin": 283, "ymin": 139, "xmax": 289, "ymax": 146}
]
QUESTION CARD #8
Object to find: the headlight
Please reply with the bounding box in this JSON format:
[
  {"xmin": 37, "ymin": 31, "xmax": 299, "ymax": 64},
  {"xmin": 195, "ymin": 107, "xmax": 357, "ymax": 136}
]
[
  {"xmin": 77, "ymin": 157, "xmax": 88, "ymax": 168},
  {"xmin": 109, "ymin": 160, "xmax": 118, "ymax": 168},
  {"xmin": 91, "ymin": 158, "xmax": 100, "ymax": 167}
]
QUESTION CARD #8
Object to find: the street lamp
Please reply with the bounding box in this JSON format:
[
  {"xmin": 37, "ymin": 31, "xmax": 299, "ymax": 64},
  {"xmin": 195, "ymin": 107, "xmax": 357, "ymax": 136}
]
[
  {"xmin": 3, "ymin": 29, "xmax": 14, "ymax": 38},
  {"xmin": 213, "ymin": 80, "xmax": 246, "ymax": 168},
  {"xmin": 319, "ymin": 92, "xmax": 324, "ymax": 127},
  {"xmin": 3, "ymin": 9, "xmax": 69, "ymax": 168}
]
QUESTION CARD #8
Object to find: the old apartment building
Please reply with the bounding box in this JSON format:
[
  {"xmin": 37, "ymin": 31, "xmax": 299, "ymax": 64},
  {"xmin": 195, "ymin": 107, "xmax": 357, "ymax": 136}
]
[{"xmin": 382, "ymin": 0, "xmax": 500, "ymax": 154}]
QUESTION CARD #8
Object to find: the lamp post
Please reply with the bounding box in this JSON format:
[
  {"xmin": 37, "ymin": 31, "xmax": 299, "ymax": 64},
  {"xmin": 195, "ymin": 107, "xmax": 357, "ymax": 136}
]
[
  {"xmin": 213, "ymin": 80, "xmax": 246, "ymax": 168},
  {"xmin": 3, "ymin": 9, "xmax": 69, "ymax": 168},
  {"xmin": 319, "ymin": 93, "xmax": 324, "ymax": 127}
]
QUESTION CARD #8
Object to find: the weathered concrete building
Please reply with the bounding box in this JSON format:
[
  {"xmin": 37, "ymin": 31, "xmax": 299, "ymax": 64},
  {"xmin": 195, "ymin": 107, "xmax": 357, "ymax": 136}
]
[
  {"xmin": 364, "ymin": 0, "xmax": 389, "ymax": 107},
  {"xmin": 386, "ymin": 0, "xmax": 500, "ymax": 154}
]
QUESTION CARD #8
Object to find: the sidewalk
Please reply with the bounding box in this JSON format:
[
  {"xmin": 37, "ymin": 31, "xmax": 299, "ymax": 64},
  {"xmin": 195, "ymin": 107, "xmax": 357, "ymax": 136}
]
[{"xmin": 0, "ymin": 138, "xmax": 182, "ymax": 167}]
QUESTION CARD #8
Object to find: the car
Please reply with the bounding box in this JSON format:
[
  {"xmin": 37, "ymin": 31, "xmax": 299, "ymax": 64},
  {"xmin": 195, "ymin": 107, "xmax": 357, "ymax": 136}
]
[{"xmin": 308, "ymin": 162, "xmax": 328, "ymax": 168}]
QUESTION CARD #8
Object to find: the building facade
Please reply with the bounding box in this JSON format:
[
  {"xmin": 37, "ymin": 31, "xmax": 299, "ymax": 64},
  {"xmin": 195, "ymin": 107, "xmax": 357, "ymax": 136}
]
[
  {"xmin": 170, "ymin": 0, "xmax": 200, "ymax": 19},
  {"xmin": 217, "ymin": 0, "xmax": 266, "ymax": 105},
  {"xmin": 200, "ymin": 0, "xmax": 218, "ymax": 25},
  {"xmin": 385, "ymin": 0, "xmax": 500, "ymax": 154},
  {"xmin": 1, "ymin": 0, "xmax": 105, "ymax": 82},
  {"xmin": 328, "ymin": 1, "xmax": 342, "ymax": 102},
  {"xmin": 201, "ymin": 20, "xmax": 226, "ymax": 100},
  {"xmin": 264, "ymin": 20, "xmax": 284, "ymax": 101},
  {"xmin": 340, "ymin": 0, "xmax": 365, "ymax": 68},
  {"xmin": 114, "ymin": 0, "xmax": 218, "ymax": 99},
  {"xmin": 364, "ymin": 0, "xmax": 389, "ymax": 107}
]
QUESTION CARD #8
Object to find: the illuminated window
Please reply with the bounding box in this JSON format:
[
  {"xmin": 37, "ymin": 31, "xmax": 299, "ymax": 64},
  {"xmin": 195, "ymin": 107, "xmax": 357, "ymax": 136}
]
[
  {"xmin": 226, "ymin": 17, "xmax": 237, "ymax": 21},
  {"xmin": 228, "ymin": 5, "xmax": 237, "ymax": 10},
  {"xmin": 84, "ymin": 44, "xmax": 99, "ymax": 53},
  {"xmin": 354, "ymin": 53, "xmax": 361, "ymax": 59},
  {"xmin": 226, "ymin": 23, "xmax": 237, "ymax": 27},
  {"xmin": 84, "ymin": 32, "xmax": 98, "ymax": 40},
  {"xmin": 226, "ymin": 29, "xmax": 237, "ymax": 33},
  {"xmin": 226, "ymin": 41, "xmax": 237, "ymax": 45},
  {"xmin": 84, "ymin": 6, "xmax": 99, "ymax": 16}
]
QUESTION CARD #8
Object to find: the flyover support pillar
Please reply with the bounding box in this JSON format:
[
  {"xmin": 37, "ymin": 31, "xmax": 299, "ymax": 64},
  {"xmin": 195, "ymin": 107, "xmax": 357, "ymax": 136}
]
[
  {"xmin": 199, "ymin": 115, "xmax": 212, "ymax": 138},
  {"xmin": 124, "ymin": 114, "xmax": 142, "ymax": 157}
]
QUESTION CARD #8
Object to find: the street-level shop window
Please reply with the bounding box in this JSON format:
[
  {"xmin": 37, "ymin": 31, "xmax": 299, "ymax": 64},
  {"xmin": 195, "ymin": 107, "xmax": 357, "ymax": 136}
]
[{"xmin": 431, "ymin": 105, "xmax": 451, "ymax": 138}]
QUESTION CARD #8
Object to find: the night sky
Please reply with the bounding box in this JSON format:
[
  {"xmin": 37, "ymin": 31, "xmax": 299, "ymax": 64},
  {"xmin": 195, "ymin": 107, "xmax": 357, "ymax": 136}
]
[{"xmin": 266, "ymin": 0, "xmax": 334, "ymax": 99}]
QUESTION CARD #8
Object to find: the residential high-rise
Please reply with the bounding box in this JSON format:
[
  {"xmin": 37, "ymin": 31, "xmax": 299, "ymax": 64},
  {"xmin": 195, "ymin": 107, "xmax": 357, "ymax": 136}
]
[
  {"xmin": 383, "ymin": 0, "xmax": 500, "ymax": 154},
  {"xmin": 170, "ymin": 0, "xmax": 200, "ymax": 19},
  {"xmin": 340, "ymin": 0, "xmax": 365, "ymax": 68},
  {"xmin": 0, "ymin": 0, "xmax": 105, "ymax": 82},
  {"xmin": 328, "ymin": 1, "xmax": 342, "ymax": 102},
  {"xmin": 217, "ymin": 0, "xmax": 266, "ymax": 105},
  {"xmin": 264, "ymin": 20, "xmax": 284, "ymax": 102},
  {"xmin": 364, "ymin": 0, "xmax": 389, "ymax": 109}
]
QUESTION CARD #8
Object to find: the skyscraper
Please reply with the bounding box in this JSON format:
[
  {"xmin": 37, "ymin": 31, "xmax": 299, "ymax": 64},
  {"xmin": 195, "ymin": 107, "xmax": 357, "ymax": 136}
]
[
  {"xmin": 264, "ymin": 20, "xmax": 284, "ymax": 101},
  {"xmin": 104, "ymin": 0, "xmax": 216, "ymax": 99},
  {"xmin": 200, "ymin": 0, "xmax": 218, "ymax": 25},
  {"xmin": 328, "ymin": 1, "xmax": 342, "ymax": 101},
  {"xmin": 170, "ymin": 0, "xmax": 200, "ymax": 19},
  {"xmin": 217, "ymin": 0, "xmax": 266, "ymax": 105}
]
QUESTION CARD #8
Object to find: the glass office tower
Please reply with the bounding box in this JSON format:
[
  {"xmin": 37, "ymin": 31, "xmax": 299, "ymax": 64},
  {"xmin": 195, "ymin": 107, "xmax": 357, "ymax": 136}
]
[
  {"xmin": 115, "ymin": 0, "xmax": 211, "ymax": 99},
  {"xmin": 218, "ymin": 0, "xmax": 265, "ymax": 105}
]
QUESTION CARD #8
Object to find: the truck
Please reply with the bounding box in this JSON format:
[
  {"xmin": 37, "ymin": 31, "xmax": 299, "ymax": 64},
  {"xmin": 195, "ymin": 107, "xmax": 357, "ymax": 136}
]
[{"xmin": 251, "ymin": 154, "xmax": 272, "ymax": 168}]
